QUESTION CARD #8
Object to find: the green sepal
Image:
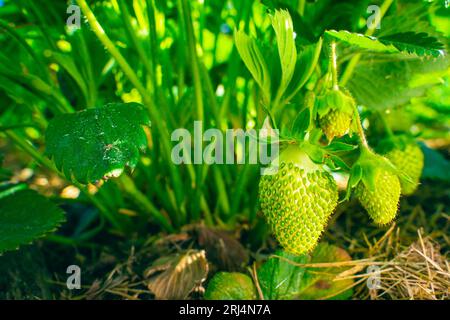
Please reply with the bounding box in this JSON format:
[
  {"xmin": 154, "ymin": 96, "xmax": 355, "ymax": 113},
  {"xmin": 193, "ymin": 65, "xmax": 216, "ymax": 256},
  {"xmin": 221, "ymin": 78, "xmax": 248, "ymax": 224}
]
[
  {"xmin": 327, "ymin": 154, "xmax": 350, "ymax": 171},
  {"xmin": 316, "ymin": 93, "xmax": 332, "ymax": 117},
  {"xmin": 355, "ymin": 148, "xmax": 399, "ymax": 193},
  {"xmin": 308, "ymin": 128, "xmax": 323, "ymax": 143},
  {"xmin": 339, "ymin": 88, "xmax": 356, "ymax": 115},
  {"xmin": 302, "ymin": 141, "xmax": 326, "ymax": 164},
  {"xmin": 377, "ymin": 135, "xmax": 418, "ymax": 185},
  {"xmin": 324, "ymin": 141, "xmax": 357, "ymax": 152},
  {"xmin": 343, "ymin": 164, "xmax": 362, "ymax": 202},
  {"xmin": 316, "ymin": 89, "xmax": 355, "ymax": 118},
  {"xmin": 360, "ymin": 163, "xmax": 378, "ymax": 193}
]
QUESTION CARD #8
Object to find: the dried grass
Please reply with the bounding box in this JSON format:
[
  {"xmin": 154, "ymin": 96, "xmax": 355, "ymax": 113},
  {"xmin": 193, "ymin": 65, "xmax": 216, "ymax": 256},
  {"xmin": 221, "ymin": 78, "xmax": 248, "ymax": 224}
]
[{"xmin": 337, "ymin": 227, "xmax": 450, "ymax": 300}]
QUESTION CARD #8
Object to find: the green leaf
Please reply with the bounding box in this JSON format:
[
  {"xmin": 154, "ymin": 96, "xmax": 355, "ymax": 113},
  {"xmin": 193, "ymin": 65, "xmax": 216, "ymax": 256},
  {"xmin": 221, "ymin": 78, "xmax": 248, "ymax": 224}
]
[
  {"xmin": 376, "ymin": 2, "xmax": 447, "ymax": 42},
  {"xmin": 328, "ymin": 155, "xmax": 350, "ymax": 171},
  {"xmin": 257, "ymin": 250, "xmax": 308, "ymax": 300},
  {"xmin": 348, "ymin": 164, "xmax": 362, "ymax": 189},
  {"xmin": 0, "ymin": 183, "xmax": 27, "ymax": 199},
  {"xmin": 235, "ymin": 30, "xmax": 271, "ymax": 103},
  {"xmin": 341, "ymin": 163, "xmax": 362, "ymax": 202},
  {"xmin": 296, "ymin": 243, "xmax": 354, "ymax": 300},
  {"xmin": 324, "ymin": 141, "xmax": 357, "ymax": 152},
  {"xmin": 379, "ymin": 32, "xmax": 445, "ymax": 57},
  {"xmin": 303, "ymin": 142, "xmax": 326, "ymax": 164},
  {"xmin": 325, "ymin": 30, "xmax": 392, "ymax": 52},
  {"xmin": 48, "ymin": 51, "xmax": 90, "ymax": 105},
  {"xmin": 271, "ymin": 9, "xmax": 297, "ymax": 100},
  {"xmin": 0, "ymin": 189, "xmax": 65, "ymax": 254},
  {"xmin": 257, "ymin": 244, "xmax": 354, "ymax": 300},
  {"xmin": 204, "ymin": 272, "xmax": 257, "ymax": 300},
  {"xmin": 46, "ymin": 102, "xmax": 150, "ymax": 183},
  {"xmin": 325, "ymin": 30, "xmax": 445, "ymax": 57},
  {"xmin": 347, "ymin": 53, "xmax": 450, "ymax": 110},
  {"xmin": 291, "ymin": 108, "xmax": 310, "ymax": 140},
  {"xmin": 285, "ymin": 38, "xmax": 323, "ymax": 101}
]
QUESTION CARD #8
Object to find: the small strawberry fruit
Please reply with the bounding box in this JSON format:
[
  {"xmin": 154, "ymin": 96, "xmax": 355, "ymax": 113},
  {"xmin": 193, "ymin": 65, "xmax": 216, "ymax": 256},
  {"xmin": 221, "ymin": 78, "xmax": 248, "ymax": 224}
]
[
  {"xmin": 316, "ymin": 89, "xmax": 355, "ymax": 141},
  {"xmin": 259, "ymin": 145, "xmax": 338, "ymax": 255},
  {"xmin": 379, "ymin": 137, "xmax": 424, "ymax": 195},
  {"xmin": 350, "ymin": 148, "xmax": 401, "ymax": 225}
]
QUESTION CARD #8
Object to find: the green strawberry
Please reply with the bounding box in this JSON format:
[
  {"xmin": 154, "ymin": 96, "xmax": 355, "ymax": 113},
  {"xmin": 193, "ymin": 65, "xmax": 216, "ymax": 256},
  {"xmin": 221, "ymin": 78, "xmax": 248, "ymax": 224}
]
[
  {"xmin": 259, "ymin": 145, "xmax": 338, "ymax": 255},
  {"xmin": 319, "ymin": 109, "xmax": 352, "ymax": 141},
  {"xmin": 383, "ymin": 140, "xmax": 424, "ymax": 195},
  {"xmin": 351, "ymin": 149, "xmax": 401, "ymax": 225},
  {"xmin": 316, "ymin": 89, "xmax": 355, "ymax": 141}
]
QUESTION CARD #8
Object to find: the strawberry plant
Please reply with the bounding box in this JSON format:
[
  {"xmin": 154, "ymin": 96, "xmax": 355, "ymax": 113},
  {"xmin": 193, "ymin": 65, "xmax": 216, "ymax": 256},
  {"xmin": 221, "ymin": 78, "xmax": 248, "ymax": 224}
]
[{"xmin": 0, "ymin": 0, "xmax": 449, "ymax": 300}]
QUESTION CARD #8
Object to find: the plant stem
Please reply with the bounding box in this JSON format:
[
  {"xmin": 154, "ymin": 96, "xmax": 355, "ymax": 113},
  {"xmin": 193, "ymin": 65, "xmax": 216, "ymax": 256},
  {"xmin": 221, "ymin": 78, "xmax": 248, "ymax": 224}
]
[
  {"xmin": 77, "ymin": 0, "xmax": 149, "ymax": 103},
  {"xmin": 298, "ymin": 0, "xmax": 306, "ymax": 16},
  {"xmin": 146, "ymin": 0, "xmax": 160, "ymax": 93},
  {"xmin": 180, "ymin": 0, "xmax": 204, "ymax": 122},
  {"xmin": 339, "ymin": 0, "xmax": 394, "ymax": 86},
  {"xmin": 353, "ymin": 107, "xmax": 369, "ymax": 149},
  {"xmin": 330, "ymin": 41, "xmax": 339, "ymax": 90},
  {"xmin": 118, "ymin": 0, "xmax": 154, "ymax": 92},
  {"xmin": 4, "ymin": 131, "xmax": 53, "ymax": 169}
]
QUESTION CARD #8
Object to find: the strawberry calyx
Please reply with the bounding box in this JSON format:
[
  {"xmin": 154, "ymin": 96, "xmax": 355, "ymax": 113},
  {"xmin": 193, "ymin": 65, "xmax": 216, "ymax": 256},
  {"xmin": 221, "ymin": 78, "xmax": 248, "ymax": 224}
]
[
  {"xmin": 377, "ymin": 134, "xmax": 423, "ymax": 195},
  {"xmin": 344, "ymin": 146, "xmax": 398, "ymax": 201},
  {"xmin": 315, "ymin": 87, "xmax": 356, "ymax": 141}
]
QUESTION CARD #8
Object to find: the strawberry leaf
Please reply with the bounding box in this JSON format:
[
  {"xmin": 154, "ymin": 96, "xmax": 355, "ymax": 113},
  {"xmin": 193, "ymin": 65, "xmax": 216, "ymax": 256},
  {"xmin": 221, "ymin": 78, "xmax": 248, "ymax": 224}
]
[
  {"xmin": 325, "ymin": 30, "xmax": 392, "ymax": 52},
  {"xmin": 295, "ymin": 243, "xmax": 354, "ymax": 300},
  {"xmin": 346, "ymin": 53, "xmax": 450, "ymax": 110},
  {"xmin": 45, "ymin": 102, "xmax": 150, "ymax": 184},
  {"xmin": 0, "ymin": 189, "xmax": 65, "ymax": 254},
  {"xmin": 379, "ymin": 32, "xmax": 445, "ymax": 57},
  {"xmin": 234, "ymin": 30, "xmax": 271, "ymax": 103},
  {"xmin": 257, "ymin": 244, "xmax": 354, "ymax": 300},
  {"xmin": 257, "ymin": 250, "xmax": 308, "ymax": 300},
  {"xmin": 325, "ymin": 30, "xmax": 445, "ymax": 57},
  {"xmin": 271, "ymin": 9, "xmax": 297, "ymax": 100}
]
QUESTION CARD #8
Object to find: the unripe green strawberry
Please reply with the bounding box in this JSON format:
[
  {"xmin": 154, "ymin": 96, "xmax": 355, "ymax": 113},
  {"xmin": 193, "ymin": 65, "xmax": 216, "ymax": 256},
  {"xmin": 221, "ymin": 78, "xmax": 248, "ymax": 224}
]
[
  {"xmin": 385, "ymin": 142, "xmax": 424, "ymax": 195},
  {"xmin": 319, "ymin": 109, "xmax": 352, "ymax": 141},
  {"xmin": 355, "ymin": 169, "xmax": 400, "ymax": 225},
  {"xmin": 351, "ymin": 149, "xmax": 401, "ymax": 225},
  {"xmin": 259, "ymin": 145, "xmax": 338, "ymax": 255},
  {"xmin": 316, "ymin": 89, "xmax": 355, "ymax": 141}
]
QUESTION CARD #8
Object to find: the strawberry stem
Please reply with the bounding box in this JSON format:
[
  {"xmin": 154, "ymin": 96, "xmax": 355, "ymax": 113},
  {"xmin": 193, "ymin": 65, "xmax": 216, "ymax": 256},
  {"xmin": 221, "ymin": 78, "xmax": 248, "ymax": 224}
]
[
  {"xmin": 354, "ymin": 106, "xmax": 370, "ymax": 149},
  {"xmin": 330, "ymin": 41, "xmax": 339, "ymax": 90}
]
